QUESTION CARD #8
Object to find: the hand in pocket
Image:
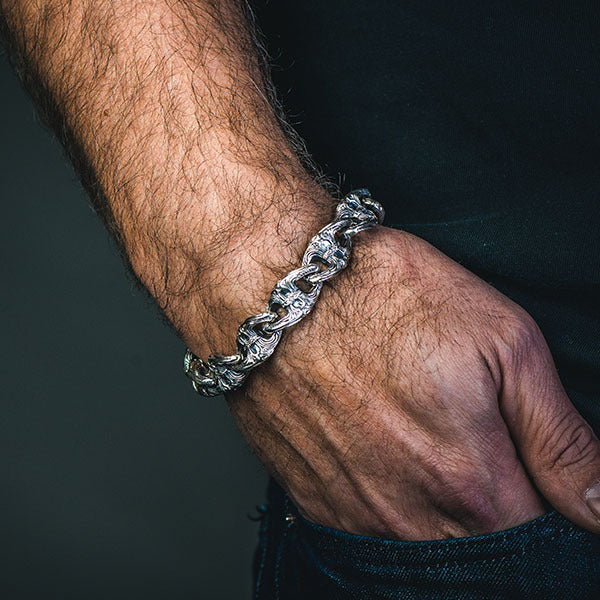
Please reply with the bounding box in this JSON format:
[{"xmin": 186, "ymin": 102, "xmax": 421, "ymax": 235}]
[{"xmin": 228, "ymin": 228, "xmax": 600, "ymax": 541}]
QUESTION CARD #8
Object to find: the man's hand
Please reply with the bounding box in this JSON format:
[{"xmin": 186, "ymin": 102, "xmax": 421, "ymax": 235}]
[{"xmin": 227, "ymin": 226, "xmax": 600, "ymax": 539}]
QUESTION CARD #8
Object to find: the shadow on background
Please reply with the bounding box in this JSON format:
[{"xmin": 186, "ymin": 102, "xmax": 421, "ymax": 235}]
[{"xmin": 1, "ymin": 51, "xmax": 267, "ymax": 599}]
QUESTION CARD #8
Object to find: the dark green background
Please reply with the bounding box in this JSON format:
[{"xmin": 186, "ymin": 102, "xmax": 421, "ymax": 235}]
[{"xmin": 1, "ymin": 50, "xmax": 267, "ymax": 599}]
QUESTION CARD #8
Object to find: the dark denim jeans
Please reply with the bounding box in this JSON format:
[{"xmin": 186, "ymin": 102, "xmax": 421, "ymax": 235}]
[{"xmin": 253, "ymin": 478, "xmax": 600, "ymax": 599}]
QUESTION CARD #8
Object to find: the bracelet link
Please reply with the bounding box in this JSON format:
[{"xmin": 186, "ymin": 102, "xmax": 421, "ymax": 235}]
[
  {"xmin": 183, "ymin": 189, "xmax": 384, "ymax": 397},
  {"xmin": 236, "ymin": 312, "xmax": 282, "ymax": 370},
  {"xmin": 264, "ymin": 264, "xmax": 322, "ymax": 333},
  {"xmin": 303, "ymin": 221, "xmax": 352, "ymax": 284}
]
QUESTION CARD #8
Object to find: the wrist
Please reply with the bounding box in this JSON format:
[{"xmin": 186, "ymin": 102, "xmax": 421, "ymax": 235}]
[{"xmin": 183, "ymin": 189, "xmax": 385, "ymax": 396}]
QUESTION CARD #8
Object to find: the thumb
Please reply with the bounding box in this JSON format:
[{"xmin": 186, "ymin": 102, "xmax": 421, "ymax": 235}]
[{"xmin": 499, "ymin": 323, "xmax": 600, "ymax": 534}]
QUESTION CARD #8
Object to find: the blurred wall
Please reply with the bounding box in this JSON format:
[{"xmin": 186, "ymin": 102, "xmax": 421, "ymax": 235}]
[{"xmin": 1, "ymin": 49, "xmax": 267, "ymax": 600}]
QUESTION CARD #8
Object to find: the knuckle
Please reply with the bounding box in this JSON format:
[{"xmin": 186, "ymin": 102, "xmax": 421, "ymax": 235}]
[
  {"xmin": 541, "ymin": 417, "xmax": 600, "ymax": 472},
  {"xmin": 445, "ymin": 485, "xmax": 499, "ymax": 533},
  {"xmin": 497, "ymin": 311, "xmax": 548, "ymax": 369},
  {"xmin": 432, "ymin": 463, "xmax": 501, "ymax": 533},
  {"xmin": 508, "ymin": 312, "xmax": 544, "ymax": 351}
]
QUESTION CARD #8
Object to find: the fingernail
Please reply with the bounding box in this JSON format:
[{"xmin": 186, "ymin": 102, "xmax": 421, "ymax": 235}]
[{"xmin": 585, "ymin": 481, "xmax": 600, "ymax": 520}]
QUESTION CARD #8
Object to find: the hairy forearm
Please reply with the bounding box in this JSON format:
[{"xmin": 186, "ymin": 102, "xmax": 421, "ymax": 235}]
[{"xmin": 0, "ymin": 0, "xmax": 333, "ymax": 354}]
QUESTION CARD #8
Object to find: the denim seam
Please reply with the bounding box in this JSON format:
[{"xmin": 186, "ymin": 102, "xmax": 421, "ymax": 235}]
[
  {"xmin": 274, "ymin": 497, "xmax": 293, "ymax": 600},
  {"xmin": 299, "ymin": 538, "xmax": 588, "ymax": 594},
  {"xmin": 253, "ymin": 507, "xmax": 270, "ymax": 600},
  {"xmin": 297, "ymin": 536, "xmax": 362, "ymax": 597},
  {"xmin": 299, "ymin": 526, "xmax": 579, "ymax": 571},
  {"xmin": 299, "ymin": 510, "xmax": 564, "ymax": 552}
]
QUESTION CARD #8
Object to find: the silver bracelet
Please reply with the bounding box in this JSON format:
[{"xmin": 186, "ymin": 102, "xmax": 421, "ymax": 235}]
[{"xmin": 183, "ymin": 189, "xmax": 384, "ymax": 396}]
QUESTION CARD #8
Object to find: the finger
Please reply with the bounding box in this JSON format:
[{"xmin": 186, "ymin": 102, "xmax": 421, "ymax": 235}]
[{"xmin": 499, "ymin": 323, "xmax": 600, "ymax": 533}]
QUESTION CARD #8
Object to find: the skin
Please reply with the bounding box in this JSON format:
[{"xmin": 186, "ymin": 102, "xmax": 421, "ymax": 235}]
[{"xmin": 1, "ymin": 0, "xmax": 600, "ymax": 542}]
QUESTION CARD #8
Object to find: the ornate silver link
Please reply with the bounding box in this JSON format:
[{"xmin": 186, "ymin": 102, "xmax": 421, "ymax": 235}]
[
  {"xmin": 263, "ymin": 264, "xmax": 322, "ymax": 332},
  {"xmin": 184, "ymin": 189, "xmax": 384, "ymax": 396},
  {"xmin": 236, "ymin": 312, "xmax": 282, "ymax": 370},
  {"xmin": 302, "ymin": 220, "xmax": 352, "ymax": 284}
]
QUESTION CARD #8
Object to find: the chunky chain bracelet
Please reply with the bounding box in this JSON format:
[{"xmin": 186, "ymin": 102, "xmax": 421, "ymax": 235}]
[{"xmin": 184, "ymin": 189, "xmax": 384, "ymax": 396}]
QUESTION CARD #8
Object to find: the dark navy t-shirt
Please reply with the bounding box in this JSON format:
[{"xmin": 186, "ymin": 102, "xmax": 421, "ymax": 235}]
[{"xmin": 253, "ymin": 1, "xmax": 600, "ymax": 431}]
